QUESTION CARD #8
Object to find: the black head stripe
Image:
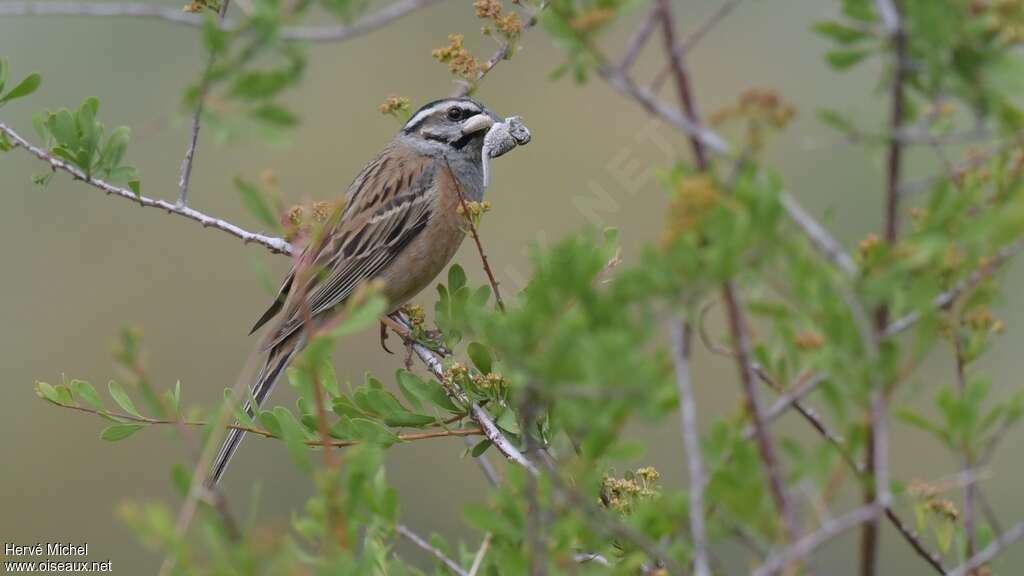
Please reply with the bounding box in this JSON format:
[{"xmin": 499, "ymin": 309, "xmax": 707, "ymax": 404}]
[{"xmin": 402, "ymin": 97, "xmax": 484, "ymax": 133}]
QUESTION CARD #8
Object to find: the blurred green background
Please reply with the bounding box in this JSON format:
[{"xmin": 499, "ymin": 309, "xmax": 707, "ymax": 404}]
[{"xmin": 2, "ymin": 0, "xmax": 1022, "ymax": 573}]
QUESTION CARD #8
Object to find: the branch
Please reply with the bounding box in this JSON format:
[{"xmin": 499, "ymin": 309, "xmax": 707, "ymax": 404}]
[
  {"xmin": 453, "ymin": 169, "xmax": 505, "ymax": 312},
  {"xmin": 883, "ymin": 238, "xmax": 1024, "ymax": 338},
  {"xmin": 397, "ymin": 524, "xmax": 469, "ymax": 576},
  {"xmin": 597, "ymin": 63, "xmax": 730, "ymax": 155},
  {"xmin": 0, "ymin": 123, "xmax": 293, "ymax": 255},
  {"xmin": 945, "ymin": 521, "xmax": 1024, "ymax": 576},
  {"xmin": 0, "ymin": 0, "xmax": 446, "ymax": 43},
  {"xmin": 879, "ymin": 0, "xmax": 908, "ymax": 247},
  {"xmin": 176, "ymin": 0, "xmax": 231, "ymax": 207},
  {"xmin": 657, "ymin": 0, "xmax": 708, "ymax": 169},
  {"xmin": 670, "ymin": 320, "xmax": 709, "ymax": 576},
  {"xmin": 453, "ymin": 1, "xmax": 549, "ymax": 97},
  {"xmin": 387, "ymin": 314, "xmax": 539, "ymax": 476},
  {"xmin": 467, "ymin": 533, "xmax": 492, "ymax": 576},
  {"xmin": 619, "ymin": 6, "xmax": 660, "ymax": 72},
  {"xmin": 780, "ymin": 191, "xmax": 857, "ymax": 278},
  {"xmin": 687, "ymin": 337, "xmax": 948, "ymax": 574},
  {"xmin": 863, "ymin": 1, "xmax": 907, "ymax": 572},
  {"xmin": 650, "ymin": 0, "xmax": 747, "ymax": 91},
  {"xmin": 953, "ymin": 332, "xmax": 978, "ymax": 567},
  {"xmin": 723, "ymin": 286, "xmax": 799, "ymax": 543},
  {"xmin": 43, "ymin": 397, "xmax": 482, "ymax": 447},
  {"xmin": 743, "ymin": 373, "xmax": 826, "ymax": 441},
  {"xmin": 752, "ymin": 502, "xmax": 886, "ymax": 576}
]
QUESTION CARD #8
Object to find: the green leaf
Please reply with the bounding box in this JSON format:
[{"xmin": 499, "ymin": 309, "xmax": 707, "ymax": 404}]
[
  {"xmin": 170, "ymin": 464, "xmax": 191, "ymax": 498},
  {"xmin": 234, "ymin": 177, "xmax": 279, "ymax": 230},
  {"xmin": 258, "ymin": 410, "xmax": 282, "ymax": 437},
  {"xmin": 108, "ymin": 380, "xmax": 143, "ymax": 418},
  {"xmin": 0, "ymin": 131, "xmax": 11, "ymax": 152},
  {"xmin": 396, "ymin": 370, "xmax": 458, "ymax": 413},
  {"xmin": 71, "ymin": 379, "xmax": 103, "ymax": 410},
  {"xmin": 35, "ymin": 381, "xmax": 61, "ymax": 404},
  {"xmin": 382, "ymin": 411, "xmax": 438, "ymax": 427},
  {"xmin": 332, "ymin": 394, "xmax": 369, "ymax": 420},
  {"xmin": 935, "ymin": 520, "xmax": 955, "ymax": 554},
  {"xmin": 46, "ymin": 109, "xmax": 79, "ymax": 150},
  {"xmin": 202, "ymin": 16, "xmax": 229, "ymax": 55},
  {"xmin": 329, "ymin": 296, "xmax": 388, "ymax": 338},
  {"xmin": 53, "ymin": 384, "xmax": 76, "ymax": 407},
  {"xmin": 0, "ymin": 58, "xmax": 7, "ymax": 93},
  {"xmin": 33, "ymin": 173, "xmax": 53, "ymax": 189},
  {"xmin": 226, "ymin": 389, "xmax": 257, "ymax": 430},
  {"xmin": 817, "ymin": 109, "xmax": 857, "ymax": 136},
  {"xmin": 249, "ymin": 104, "xmax": 298, "ymax": 127},
  {"xmin": 470, "ymin": 439, "xmax": 492, "ymax": 457},
  {"xmin": 464, "ymin": 503, "xmax": 519, "ymax": 540},
  {"xmin": 349, "ymin": 417, "xmax": 400, "ymax": 446},
  {"xmin": 98, "ymin": 126, "xmax": 130, "ymax": 173},
  {"xmin": 826, "ymin": 49, "xmax": 870, "ymax": 70},
  {"xmin": 467, "ymin": 341, "xmax": 493, "ymax": 374},
  {"xmin": 0, "ymin": 72, "xmax": 41, "ymax": 105},
  {"xmin": 101, "ymin": 424, "xmax": 145, "ymax": 441},
  {"xmin": 32, "ymin": 112, "xmax": 47, "ymax": 142},
  {"xmin": 128, "ymin": 180, "xmax": 141, "ymax": 197},
  {"xmin": 812, "ymin": 21, "xmax": 870, "ymax": 45},
  {"xmin": 448, "ymin": 265, "xmax": 467, "ymax": 292},
  {"xmin": 230, "ymin": 70, "xmax": 291, "ymax": 100},
  {"xmin": 274, "ymin": 406, "xmax": 313, "ymax": 473}
]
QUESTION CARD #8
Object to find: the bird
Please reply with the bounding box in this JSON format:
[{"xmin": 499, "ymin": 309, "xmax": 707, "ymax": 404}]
[{"xmin": 206, "ymin": 97, "xmax": 514, "ymax": 487}]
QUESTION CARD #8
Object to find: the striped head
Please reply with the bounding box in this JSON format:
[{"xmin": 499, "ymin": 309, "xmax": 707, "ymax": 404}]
[{"xmin": 400, "ymin": 98, "xmax": 500, "ymax": 156}]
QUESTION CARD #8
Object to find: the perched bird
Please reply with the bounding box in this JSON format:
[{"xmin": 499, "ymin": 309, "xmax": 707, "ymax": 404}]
[{"xmin": 207, "ymin": 97, "xmax": 518, "ymax": 486}]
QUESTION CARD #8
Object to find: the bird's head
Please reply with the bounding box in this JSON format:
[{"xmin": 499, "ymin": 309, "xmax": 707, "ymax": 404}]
[{"xmin": 400, "ymin": 97, "xmax": 500, "ymax": 155}]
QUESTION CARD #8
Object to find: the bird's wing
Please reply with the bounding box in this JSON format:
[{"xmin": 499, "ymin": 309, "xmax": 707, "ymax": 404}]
[{"xmin": 259, "ymin": 154, "xmax": 442, "ymax": 350}]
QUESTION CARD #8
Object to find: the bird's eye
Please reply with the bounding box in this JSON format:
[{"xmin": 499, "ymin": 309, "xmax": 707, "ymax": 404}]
[{"xmin": 446, "ymin": 107, "xmax": 464, "ymax": 121}]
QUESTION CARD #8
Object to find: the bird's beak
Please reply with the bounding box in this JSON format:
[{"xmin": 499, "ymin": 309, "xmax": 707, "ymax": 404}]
[{"xmin": 461, "ymin": 113, "xmax": 495, "ymax": 135}]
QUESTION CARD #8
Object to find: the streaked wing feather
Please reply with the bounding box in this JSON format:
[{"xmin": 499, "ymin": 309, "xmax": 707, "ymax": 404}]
[{"xmin": 264, "ymin": 158, "xmax": 438, "ymax": 350}]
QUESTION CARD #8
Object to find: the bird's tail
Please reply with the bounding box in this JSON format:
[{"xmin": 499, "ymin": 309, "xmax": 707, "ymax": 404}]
[{"xmin": 205, "ymin": 342, "xmax": 298, "ymax": 488}]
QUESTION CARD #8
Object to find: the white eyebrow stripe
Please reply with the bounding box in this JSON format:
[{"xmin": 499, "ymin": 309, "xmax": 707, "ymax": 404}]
[
  {"xmin": 403, "ymin": 100, "xmax": 483, "ymax": 132},
  {"xmin": 404, "ymin": 105, "xmax": 442, "ymax": 132}
]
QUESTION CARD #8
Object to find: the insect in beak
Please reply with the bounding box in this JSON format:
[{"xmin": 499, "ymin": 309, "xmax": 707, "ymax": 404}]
[{"xmin": 461, "ymin": 114, "xmax": 495, "ymax": 135}]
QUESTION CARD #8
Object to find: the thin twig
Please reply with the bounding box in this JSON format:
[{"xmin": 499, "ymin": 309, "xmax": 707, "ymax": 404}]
[
  {"xmin": 388, "ymin": 314, "xmax": 539, "ymax": 475},
  {"xmin": 670, "ymin": 320, "xmax": 709, "ymax": 576},
  {"xmin": 0, "ymin": 123, "xmax": 293, "ymax": 254},
  {"xmin": 657, "ymin": 0, "xmax": 708, "ymax": 169},
  {"xmin": 975, "ymin": 487, "xmax": 1005, "ymax": 537},
  {"xmin": 453, "ymin": 1, "xmax": 549, "ymax": 97},
  {"xmin": 452, "ymin": 163, "xmax": 505, "ymax": 312},
  {"xmin": 953, "ymin": 331, "xmax": 977, "ymax": 569},
  {"xmin": 597, "ymin": 63, "xmax": 730, "ymax": 155},
  {"xmin": 0, "ymin": 0, "xmax": 445, "ymax": 43},
  {"xmin": 650, "ymin": 0, "xmax": 747, "ymax": 91},
  {"xmin": 521, "ymin": 391, "xmax": 548, "ymax": 575},
  {"xmin": 863, "ymin": 2, "xmax": 907, "ymax": 572},
  {"xmin": 752, "ymin": 502, "xmax": 886, "ymax": 576},
  {"xmin": 45, "ymin": 396, "xmax": 481, "ymax": 445},
  {"xmin": 723, "ymin": 286, "xmax": 799, "ymax": 544},
  {"xmin": 619, "ymin": 6, "xmax": 660, "ymax": 72},
  {"xmin": 945, "ymin": 521, "xmax": 1024, "ymax": 576},
  {"xmin": 884, "ymin": 239, "xmax": 1024, "ymax": 338},
  {"xmin": 743, "ymin": 374, "xmax": 827, "ymax": 441},
  {"xmin": 468, "ymin": 533, "xmax": 492, "ymax": 576},
  {"xmin": 547, "ymin": 471, "xmax": 686, "ymax": 575},
  {"xmin": 175, "ymin": 0, "xmax": 231, "ymax": 207},
  {"xmin": 157, "ymin": 352, "xmax": 269, "ymax": 576},
  {"xmin": 780, "ymin": 191, "xmax": 857, "ymax": 278},
  {"xmin": 397, "ymin": 524, "xmax": 470, "ymax": 576},
  {"xmin": 464, "ymin": 436, "xmax": 502, "ymax": 487}
]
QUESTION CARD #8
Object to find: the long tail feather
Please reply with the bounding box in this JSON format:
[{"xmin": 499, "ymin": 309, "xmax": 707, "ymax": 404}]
[{"xmin": 205, "ymin": 343, "xmax": 298, "ymax": 488}]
